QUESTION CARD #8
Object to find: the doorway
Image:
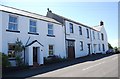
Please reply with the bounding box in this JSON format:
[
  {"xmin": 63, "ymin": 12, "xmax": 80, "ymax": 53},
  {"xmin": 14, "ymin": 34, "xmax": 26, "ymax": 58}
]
[
  {"xmin": 33, "ymin": 47, "xmax": 38, "ymax": 63},
  {"xmin": 67, "ymin": 40, "xmax": 75, "ymax": 59}
]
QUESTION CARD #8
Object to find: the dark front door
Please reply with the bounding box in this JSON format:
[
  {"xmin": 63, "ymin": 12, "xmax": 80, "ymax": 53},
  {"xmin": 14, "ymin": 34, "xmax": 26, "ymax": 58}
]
[
  {"xmin": 33, "ymin": 47, "xmax": 37, "ymax": 63},
  {"xmin": 87, "ymin": 44, "xmax": 91, "ymax": 55},
  {"xmin": 67, "ymin": 40, "xmax": 75, "ymax": 59}
]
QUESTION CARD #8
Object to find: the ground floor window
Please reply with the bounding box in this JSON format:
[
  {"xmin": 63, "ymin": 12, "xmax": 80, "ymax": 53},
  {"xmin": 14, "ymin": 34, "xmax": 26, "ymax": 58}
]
[
  {"xmin": 102, "ymin": 44, "xmax": 105, "ymax": 51},
  {"xmin": 49, "ymin": 45, "xmax": 54, "ymax": 56},
  {"xmin": 98, "ymin": 44, "xmax": 101, "ymax": 51},
  {"xmin": 8, "ymin": 43, "xmax": 15, "ymax": 58},
  {"xmin": 80, "ymin": 41, "xmax": 83, "ymax": 51}
]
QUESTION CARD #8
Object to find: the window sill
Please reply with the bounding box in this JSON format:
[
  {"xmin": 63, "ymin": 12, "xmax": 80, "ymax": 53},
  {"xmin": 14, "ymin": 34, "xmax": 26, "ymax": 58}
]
[
  {"xmin": 47, "ymin": 34, "xmax": 55, "ymax": 37},
  {"xmin": 8, "ymin": 57, "xmax": 16, "ymax": 60},
  {"xmin": 6, "ymin": 29, "xmax": 20, "ymax": 33},
  {"xmin": 28, "ymin": 32, "xmax": 39, "ymax": 35}
]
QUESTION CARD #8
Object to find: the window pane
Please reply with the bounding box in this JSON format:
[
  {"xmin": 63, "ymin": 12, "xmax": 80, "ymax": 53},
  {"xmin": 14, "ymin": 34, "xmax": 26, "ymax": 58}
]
[
  {"xmin": 8, "ymin": 23, "xmax": 17, "ymax": 30},
  {"xmin": 49, "ymin": 45, "xmax": 54, "ymax": 55},
  {"xmin": 70, "ymin": 23, "xmax": 73, "ymax": 33},
  {"xmin": 29, "ymin": 20, "xmax": 37, "ymax": 33},
  {"xmin": 9, "ymin": 16, "xmax": 17, "ymax": 23},
  {"xmin": 48, "ymin": 30, "xmax": 53, "ymax": 35},
  {"xmin": 30, "ymin": 27, "xmax": 36, "ymax": 32},
  {"xmin": 48, "ymin": 24, "xmax": 53, "ymax": 29}
]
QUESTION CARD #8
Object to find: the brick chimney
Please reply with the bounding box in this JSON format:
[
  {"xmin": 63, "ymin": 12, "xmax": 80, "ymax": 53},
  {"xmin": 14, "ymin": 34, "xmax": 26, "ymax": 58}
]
[{"xmin": 100, "ymin": 21, "xmax": 104, "ymax": 26}]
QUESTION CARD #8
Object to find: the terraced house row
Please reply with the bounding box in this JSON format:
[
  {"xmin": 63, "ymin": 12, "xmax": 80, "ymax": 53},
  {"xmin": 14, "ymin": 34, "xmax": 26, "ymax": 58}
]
[{"xmin": 0, "ymin": 5, "xmax": 108, "ymax": 66}]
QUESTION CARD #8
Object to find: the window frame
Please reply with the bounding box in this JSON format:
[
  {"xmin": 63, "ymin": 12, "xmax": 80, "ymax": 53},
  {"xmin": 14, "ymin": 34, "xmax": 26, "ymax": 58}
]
[
  {"xmin": 80, "ymin": 41, "xmax": 83, "ymax": 51},
  {"xmin": 69, "ymin": 23, "xmax": 74, "ymax": 33},
  {"xmin": 8, "ymin": 15, "xmax": 18, "ymax": 31},
  {"xmin": 102, "ymin": 44, "xmax": 105, "ymax": 51},
  {"xmin": 29, "ymin": 19, "xmax": 37, "ymax": 33},
  {"xmin": 79, "ymin": 26, "xmax": 82, "ymax": 35},
  {"xmin": 98, "ymin": 44, "xmax": 101, "ymax": 51},
  {"xmin": 8, "ymin": 43, "xmax": 16, "ymax": 58},
  {"xmin": 101, "ymin": 33, "xmax": 104, "ymax": 40},
  {"xmin": 48, "ymin": 45, "xmax": 54, "ymax": 56},
  {"xmin": 86, "ymin": 28, "xmax": 89, "ymax": 38},
  {"xmin": 48, "ymin": 23, "xmax": 54, "ymax": 35}
]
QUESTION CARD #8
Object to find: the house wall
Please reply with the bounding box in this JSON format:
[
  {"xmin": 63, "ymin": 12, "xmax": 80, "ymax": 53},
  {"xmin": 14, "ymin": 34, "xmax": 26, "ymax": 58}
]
[
  {"xmin": 65, "ymin": 20, "xmax": 92, "ymax": 58},
  {"xmin": 0, "ymin": 11, "xmax": 2, "ymax": 52},
  {"xmin": 65, "ymin": 20, "xmax": 108, "ymax": 58},
  {"xmin": 1, "ymin": 11, "xmax": 66, "ymax": 64}
]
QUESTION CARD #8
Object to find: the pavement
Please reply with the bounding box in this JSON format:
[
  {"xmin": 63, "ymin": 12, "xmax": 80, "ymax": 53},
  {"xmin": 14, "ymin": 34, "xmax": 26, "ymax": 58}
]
[{"xmin": 2, "ymin": 53, "xmax": 119, "ymax": 78}]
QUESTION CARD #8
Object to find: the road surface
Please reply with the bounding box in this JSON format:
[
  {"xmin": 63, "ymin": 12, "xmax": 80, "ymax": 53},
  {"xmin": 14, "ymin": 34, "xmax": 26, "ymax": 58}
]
[{"xmin": 33, "ymin": 54, "xmax": 118, "ymax": 77}]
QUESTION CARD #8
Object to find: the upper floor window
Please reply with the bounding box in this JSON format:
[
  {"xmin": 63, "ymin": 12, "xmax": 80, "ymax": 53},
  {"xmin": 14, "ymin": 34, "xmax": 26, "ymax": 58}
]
[
  {"xmin": 79, "ymin": 26, "xmax": 82, "ymax": 35},
  {"xmin": 49, "ymin": 45, "xmax": 54, "ymax": 56},
  {"xmin": 48, "ymin": 23, "xmax": 54, "ymax": 35},
  {"xmin": 86, "ymin": 29, "xmax": 89, "ymax": 38},
  {"xmin": 80, "ymin": 41, "xmax": 83, "ymax": 51},
  {"xmin": 98, "ymin": 32, "xmax": 100, "ymax": 40},
  {"xmin": 69, "ymin": 23, "xmax": 74, "ymax": 33},
  {"xmin": 101, "ymin": 33, "xmax": 104, "ymax": 40},
  {"xmin": 29, "ymin": 20, "xmax": 37, "ymax": 33},
  {"xmin": 93, "ymin": 31, "xmax": 95, "ymax": 39},
  {"xmin": 8, "ymin": 15, "xmax": 18, "ymax": 31}
]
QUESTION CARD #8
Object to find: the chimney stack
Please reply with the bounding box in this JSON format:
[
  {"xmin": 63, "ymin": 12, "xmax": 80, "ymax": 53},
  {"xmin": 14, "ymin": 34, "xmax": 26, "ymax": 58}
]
[{"xmin": 100, "ymin": 21, "xmax": 104, "ymax": 26}]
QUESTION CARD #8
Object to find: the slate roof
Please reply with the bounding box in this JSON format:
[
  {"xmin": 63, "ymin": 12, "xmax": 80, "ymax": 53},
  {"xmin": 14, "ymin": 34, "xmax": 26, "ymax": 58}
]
[
  {"xmin": 47, "ymin": 11, "xmax": 101, "ymax": 32},
  {"xmin": 0, "ymin": 5, "xmax": 61, "ymax": 25}
]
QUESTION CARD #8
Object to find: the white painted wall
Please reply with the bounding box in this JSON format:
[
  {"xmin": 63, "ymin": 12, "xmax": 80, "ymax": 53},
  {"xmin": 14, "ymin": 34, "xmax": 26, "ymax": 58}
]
[
  {"xmin": 65, "ymin": 20, "xmax": 108, "ymax": 58},
  {"xmin": 0, "ymin": 11, "xmax": 2, "ymax": 52},
  {"xmin": 1, "ymin": 11, "xmax": 66, "ymax": 65}
]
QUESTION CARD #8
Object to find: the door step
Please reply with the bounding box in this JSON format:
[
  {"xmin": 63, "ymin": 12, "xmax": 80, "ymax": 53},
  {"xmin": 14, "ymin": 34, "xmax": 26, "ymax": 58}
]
[{"xmin": 33, "ymin": 62, "xmax": 39, "ymax": 67}]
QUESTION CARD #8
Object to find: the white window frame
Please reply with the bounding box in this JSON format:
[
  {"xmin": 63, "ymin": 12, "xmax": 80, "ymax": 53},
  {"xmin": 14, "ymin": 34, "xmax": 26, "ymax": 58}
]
[
  {"xmin": 69, "ymin": 23, "xmax": 74, "ymax": 33},
  {"xmin": 29, "ymin": 19, "xmax": 37, "ymax": 33},
  {"xmin": 79, "ymin": 26, "xmax": 82, "ymax": 35},
  {"xmin": 48, "ymin": 45, "xmax": 54, "ymax": 56},
  {"xmin": 8, "ymin": 43, "xmax": 16, "ymax": 58},
  {"xmin": 80, "ymin": 41, "xmax": 83, "ymax": 51},
  {"xmin": 48, "ymin": 23, "xmax": 54, "ymax": 35},
  {"xmin": 8, "ymin": 15, "xmax": 18, "ymax": 31}
]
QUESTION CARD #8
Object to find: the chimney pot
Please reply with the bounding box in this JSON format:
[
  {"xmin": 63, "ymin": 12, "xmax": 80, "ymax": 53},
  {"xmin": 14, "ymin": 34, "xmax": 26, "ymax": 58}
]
[{"xmin": 100, "ymin": 21, "xmax": 104, "ymax": 26}]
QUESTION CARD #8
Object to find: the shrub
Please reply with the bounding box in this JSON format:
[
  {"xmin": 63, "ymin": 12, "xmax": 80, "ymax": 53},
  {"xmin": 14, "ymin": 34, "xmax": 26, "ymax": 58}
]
[
  {"xmin": 2, "ymin": 53, "xmax": 11, "ymax": 67},
  {"xmin": 15, "ymin": 56, "xmax": 24, "ymax": 67},
  {"xmin": 44, "ymin": 55, "xmax": 66, "ymax": 64}
]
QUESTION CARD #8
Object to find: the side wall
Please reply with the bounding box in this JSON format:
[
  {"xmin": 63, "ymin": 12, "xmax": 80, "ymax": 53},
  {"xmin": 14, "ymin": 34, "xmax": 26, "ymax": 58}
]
[{"xmin": 0, "ymin": 11, "xmax": 2, "ymax": 52}]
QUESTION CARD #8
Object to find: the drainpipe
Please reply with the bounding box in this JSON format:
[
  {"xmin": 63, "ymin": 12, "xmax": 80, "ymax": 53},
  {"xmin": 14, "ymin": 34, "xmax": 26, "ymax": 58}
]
[{"xmin": 63, "ymin": 19, "xmax": 67, "ymax": 58}]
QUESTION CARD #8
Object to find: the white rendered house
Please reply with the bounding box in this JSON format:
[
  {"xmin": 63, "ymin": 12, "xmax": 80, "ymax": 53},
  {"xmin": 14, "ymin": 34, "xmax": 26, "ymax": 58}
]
[
  {"xmin": 0, "ymin": 5, "xmax": 66, "ymax": 66},
  {"xmin": 47, "ymin": 10, "xmax": 108, "ymax": 59},
  {"xmin": 0, "ymin": 5, "xmax": 108, "ymax": 66}
]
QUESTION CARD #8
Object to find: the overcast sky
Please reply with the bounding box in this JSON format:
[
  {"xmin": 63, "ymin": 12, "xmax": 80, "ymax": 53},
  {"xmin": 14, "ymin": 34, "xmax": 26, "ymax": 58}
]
[{"xmin": 1, "ymin": 0, "xmax": 118, "ymax": 47}]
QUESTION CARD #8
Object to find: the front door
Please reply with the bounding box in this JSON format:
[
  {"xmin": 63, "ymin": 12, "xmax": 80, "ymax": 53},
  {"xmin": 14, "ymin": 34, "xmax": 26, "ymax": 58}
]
[
  {"xmin": 87, "ymin": 44, "xmax": 91, "ymax": 55},
  {"xmin": 67, "ymin": 40, "xmax": 75, "ymax": 59},
  {"xmin": 33, "ymin": 47, "xmax": 38, "ymax": 63}
]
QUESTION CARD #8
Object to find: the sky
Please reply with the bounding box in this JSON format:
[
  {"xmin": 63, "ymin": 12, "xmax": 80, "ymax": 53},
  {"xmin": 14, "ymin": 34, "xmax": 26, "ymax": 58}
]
[{"xmin": 0, "ymin": 0, "xmax": 118, "ymax": 47}]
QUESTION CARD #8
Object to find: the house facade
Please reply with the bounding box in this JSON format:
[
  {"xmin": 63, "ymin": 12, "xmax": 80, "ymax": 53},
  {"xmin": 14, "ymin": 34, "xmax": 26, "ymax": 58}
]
[
  {"xmin": 0, "ymin": 5, "xmax": 108, "ymax": 66},
  {"xmin": 0, "ymin": 5, "xmax": 66, "ymax": 66},
  {"xmin": 47, "ymin": 10, "xmax": 108, "ymax": 59}
]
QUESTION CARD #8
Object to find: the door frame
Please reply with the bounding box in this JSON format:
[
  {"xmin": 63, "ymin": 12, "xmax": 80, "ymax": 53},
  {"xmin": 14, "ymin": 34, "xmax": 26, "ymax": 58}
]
[{"xmin": 66, "ymin": 39, "xmax": 75, "ymax": 59}]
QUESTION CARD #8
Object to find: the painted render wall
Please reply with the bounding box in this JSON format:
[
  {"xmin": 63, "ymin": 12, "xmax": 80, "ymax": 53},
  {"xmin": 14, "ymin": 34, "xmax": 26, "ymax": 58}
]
[
  {"xmin": 1, "ymin": 11, "xmax": 66, "ymax": 61},
  {"xmin": 0, "ymin": 11, "xmax": 2, "ymax": 52},
  {"xmin": 65, "ymin": 20, "xmax": 108, "ymax": 58}
]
